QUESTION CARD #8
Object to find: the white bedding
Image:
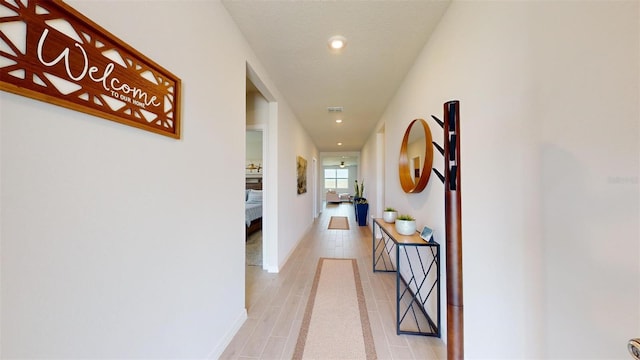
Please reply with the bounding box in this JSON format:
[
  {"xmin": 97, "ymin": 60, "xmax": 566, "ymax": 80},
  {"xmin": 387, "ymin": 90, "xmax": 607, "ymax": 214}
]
[{"xmin": 245, "ymin": 202, "xmax": 262, "ymax": 226}]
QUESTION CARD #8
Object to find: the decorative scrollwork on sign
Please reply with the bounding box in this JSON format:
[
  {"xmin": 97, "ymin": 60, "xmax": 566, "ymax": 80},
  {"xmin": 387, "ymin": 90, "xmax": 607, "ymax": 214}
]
[{"xmin": 0, "ymin": 0, "xmax": 181, "ymax": 138}]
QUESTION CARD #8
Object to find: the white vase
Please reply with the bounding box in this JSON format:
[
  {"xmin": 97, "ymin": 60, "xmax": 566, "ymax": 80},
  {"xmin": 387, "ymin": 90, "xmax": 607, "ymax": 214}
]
[
  {"xmin": 383, "ymin": 211, "xmax": 398, "ymax": 223},
  {"xmin": 395, "ymin": 219, "xmax": 416, "ymax": 236}
]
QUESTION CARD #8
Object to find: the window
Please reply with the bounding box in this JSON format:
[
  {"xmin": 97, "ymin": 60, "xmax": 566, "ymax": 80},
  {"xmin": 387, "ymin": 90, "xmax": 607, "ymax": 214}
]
[{"xmin": 324, "ymin": 168, "xmax": 349, "ymax": 189}]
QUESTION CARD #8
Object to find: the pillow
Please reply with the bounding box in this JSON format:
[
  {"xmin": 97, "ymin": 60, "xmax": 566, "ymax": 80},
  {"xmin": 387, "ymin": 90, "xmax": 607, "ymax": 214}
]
[
  {"xmin": 247, "ymin": 189, "xmax": 263, "ymax": 203},
  {"xmin": 245, "ymin": 189, "xmax": 251, "ymax": 201}
]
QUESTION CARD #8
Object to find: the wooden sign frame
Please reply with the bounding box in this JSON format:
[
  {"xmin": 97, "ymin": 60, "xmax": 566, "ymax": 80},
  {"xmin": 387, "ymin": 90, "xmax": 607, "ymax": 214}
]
[{"xmin": 0, "ymin": 0, "xmax": 181, "ymax": 138}]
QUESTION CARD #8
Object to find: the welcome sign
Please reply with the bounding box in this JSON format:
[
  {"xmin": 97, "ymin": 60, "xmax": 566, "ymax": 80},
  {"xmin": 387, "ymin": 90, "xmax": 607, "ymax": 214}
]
[{"xmin": 0, "ymin": 0, "xmax": 181, "ymax": 138}]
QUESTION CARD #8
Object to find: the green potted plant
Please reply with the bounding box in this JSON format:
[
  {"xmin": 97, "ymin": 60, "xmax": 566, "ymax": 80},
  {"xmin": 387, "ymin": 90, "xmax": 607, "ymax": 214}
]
[
  {"xmin": 383, "ymin": 207, "xmax": 398, "ymax": 223},
  {"xmin": 353, "ymin": 179, "xmax": 364, "ymax": 199},
  {"xmin": 395, "ymin": 214, "xmax": 416, "ymax": 235}
]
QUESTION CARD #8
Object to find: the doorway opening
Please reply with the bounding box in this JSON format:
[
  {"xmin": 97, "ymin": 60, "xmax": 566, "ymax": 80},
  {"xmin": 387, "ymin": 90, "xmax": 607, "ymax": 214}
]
[
  {"xmin": 245, "ymin": 129, "xmax": 264, "ymax": 268},
  {"xmin": 319, "ymin": 152, "xmax": 360, "ymax": 211},
  {"xmin": 245, "ymin": 62, "xmax": 278, "ymax": 279}
]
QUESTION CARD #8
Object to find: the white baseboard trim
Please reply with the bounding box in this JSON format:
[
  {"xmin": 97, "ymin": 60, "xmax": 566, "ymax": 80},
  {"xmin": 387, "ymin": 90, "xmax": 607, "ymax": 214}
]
[
  {"xmin": 269, "ymin": 222, "xmax": 313, "ymax": 273},
  {"xmin": 207, "ymin": 308, "xmax": 247, "ymax": 359}
]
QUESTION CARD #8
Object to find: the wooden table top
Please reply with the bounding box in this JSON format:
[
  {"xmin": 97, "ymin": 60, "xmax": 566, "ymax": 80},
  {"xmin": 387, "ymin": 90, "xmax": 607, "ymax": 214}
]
[{"xmin": 373, "ymin": 218, "xmax": 437, "ymax": 246}]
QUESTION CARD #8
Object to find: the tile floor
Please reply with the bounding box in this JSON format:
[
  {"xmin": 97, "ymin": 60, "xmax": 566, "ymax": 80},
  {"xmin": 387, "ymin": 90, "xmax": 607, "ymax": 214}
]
[{"xmin": 220, "ymin": 202, "xmax": 446, "ymax": 359}]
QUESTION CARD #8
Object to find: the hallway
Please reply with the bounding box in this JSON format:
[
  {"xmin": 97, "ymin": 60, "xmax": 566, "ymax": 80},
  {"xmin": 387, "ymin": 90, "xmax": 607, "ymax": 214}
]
[{"xmin": 221, "ymin": 203, "xmax": 445, "ymax": 359}]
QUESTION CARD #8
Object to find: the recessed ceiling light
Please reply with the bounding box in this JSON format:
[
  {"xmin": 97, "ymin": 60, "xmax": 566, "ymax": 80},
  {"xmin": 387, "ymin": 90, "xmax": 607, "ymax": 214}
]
[
  {"xmin": 337, "ymin": 142, "xmax": 343, "ymax": 146},
  {"xmin": 328, "ymin": 35, "xmax": 347, "ymax": 51},
  {"xmin": 336, "ymin": 119, "xmax": 343, "ymax": 123}
]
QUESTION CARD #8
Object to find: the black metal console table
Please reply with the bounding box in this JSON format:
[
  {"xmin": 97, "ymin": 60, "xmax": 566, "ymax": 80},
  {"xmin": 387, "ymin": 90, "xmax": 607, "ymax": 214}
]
[{"xmin": 372, "ymin": 218, "xmax": 440, "ymax": 337}]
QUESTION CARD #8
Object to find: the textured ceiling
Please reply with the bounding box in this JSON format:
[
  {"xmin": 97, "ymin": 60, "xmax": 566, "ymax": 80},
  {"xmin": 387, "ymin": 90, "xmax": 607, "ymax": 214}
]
[{"xmin": 225, "ymin": 0, "xmax": 451, "ymax": 154}]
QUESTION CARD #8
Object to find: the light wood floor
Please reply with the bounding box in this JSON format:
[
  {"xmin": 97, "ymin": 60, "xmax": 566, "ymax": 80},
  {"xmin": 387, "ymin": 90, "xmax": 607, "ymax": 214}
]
[{"xmin": 220, "ymin": 202, "xmax": 446, "ymax": 359}]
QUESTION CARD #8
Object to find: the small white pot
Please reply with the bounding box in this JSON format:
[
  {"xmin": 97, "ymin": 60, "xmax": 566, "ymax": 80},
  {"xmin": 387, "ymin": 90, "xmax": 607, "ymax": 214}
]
[
  {"xmin": 383, "ymin": 211, "xmax": 398, "ymax": 223},
  {"xmin": 395, "ymin": 219, "xmax": 416, "ymax": 236}
]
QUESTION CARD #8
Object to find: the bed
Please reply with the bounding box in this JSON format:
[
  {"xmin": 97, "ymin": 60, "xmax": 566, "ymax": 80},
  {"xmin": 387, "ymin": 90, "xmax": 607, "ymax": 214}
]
[{"xmin": 246, "ymin": 178, "xmax": 263, "ymax": 237}]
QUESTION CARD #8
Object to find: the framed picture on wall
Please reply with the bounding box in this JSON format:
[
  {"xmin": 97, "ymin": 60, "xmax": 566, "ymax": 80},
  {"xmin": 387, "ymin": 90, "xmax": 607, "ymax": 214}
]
[{"xmin": 297, "ymin": 156, "xmax": 307, "ymax": 194}]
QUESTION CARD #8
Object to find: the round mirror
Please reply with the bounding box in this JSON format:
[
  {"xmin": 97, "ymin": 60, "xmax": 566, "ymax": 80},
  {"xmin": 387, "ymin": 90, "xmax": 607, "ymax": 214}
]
[{"xmin": 399, "ymin": 118, "xmax": 433, "ymax": 193}]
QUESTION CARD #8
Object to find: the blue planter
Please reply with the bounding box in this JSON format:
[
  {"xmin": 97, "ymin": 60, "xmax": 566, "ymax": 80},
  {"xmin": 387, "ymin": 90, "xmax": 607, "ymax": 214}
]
[
  {"xmin": 353, "ymin": 197, "xmax": 362, "ymax": 220},
  {"xmin": 356, "ymin": 203, "xmax": 369, "ymax": 226}
]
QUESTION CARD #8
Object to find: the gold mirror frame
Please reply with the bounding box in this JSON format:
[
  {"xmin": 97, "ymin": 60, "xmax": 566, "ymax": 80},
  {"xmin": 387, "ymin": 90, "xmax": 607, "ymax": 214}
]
[{"xmin": 399, "ymin": 118, "xmax": 433, "ymax": 193}]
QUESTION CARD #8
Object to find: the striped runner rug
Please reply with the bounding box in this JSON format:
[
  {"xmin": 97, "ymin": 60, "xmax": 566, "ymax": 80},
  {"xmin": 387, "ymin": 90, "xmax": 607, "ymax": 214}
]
[{"xmin": 293, "ymin": 258, "xmax": 377, "ymax": 359}]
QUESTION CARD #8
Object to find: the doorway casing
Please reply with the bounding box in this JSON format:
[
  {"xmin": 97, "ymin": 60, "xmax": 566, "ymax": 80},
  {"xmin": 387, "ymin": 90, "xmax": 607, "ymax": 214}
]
[{"xmin": 246, "ymin": 63, "xmax": 278, "ymax": 273}]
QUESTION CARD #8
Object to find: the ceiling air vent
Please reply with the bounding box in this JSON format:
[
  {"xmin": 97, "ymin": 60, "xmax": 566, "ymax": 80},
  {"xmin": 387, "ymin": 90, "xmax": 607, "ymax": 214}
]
[{"xmin": 327, "ymin": 106, "xmax": 343, "ymax": 113}]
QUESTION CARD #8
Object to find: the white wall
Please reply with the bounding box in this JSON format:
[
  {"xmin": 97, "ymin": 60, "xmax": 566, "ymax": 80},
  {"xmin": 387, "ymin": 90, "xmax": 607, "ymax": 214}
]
[
  {"xmin": 533, "ymin": 2, "xmax": 639, "ymax": 358},
  {"xmin": 246, "ymin": 91, "xmax": 268, "ymax": 127},
  {"xmin": 246, "ymin": 131, "xmax": 263, "ymax": 161},
  {"xmin": 0, "ymin": 1, "xmax": 317, "ymax": 358},
  {"xmin": 246, "ymin": 92, "xmax": 266, "ymax": 182},
  {"xmin": 275, "ymin": 103, "xmax": 318, "ymax": 268},
  {"xmin": 364, "ymin": 1, "xmax": 639, "ymax": 358}
]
